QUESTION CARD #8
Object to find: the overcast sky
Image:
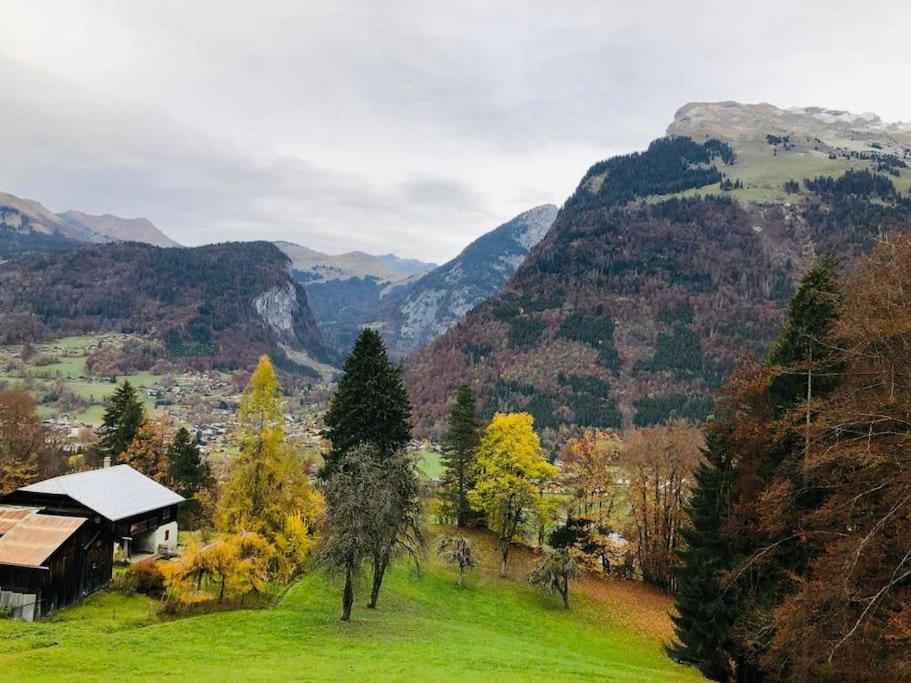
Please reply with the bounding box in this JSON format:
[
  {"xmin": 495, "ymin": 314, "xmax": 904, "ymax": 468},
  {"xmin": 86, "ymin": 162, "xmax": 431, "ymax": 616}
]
[{"xmin": 1, "ymin": 1, "xmax": 909, "ymax": 262}]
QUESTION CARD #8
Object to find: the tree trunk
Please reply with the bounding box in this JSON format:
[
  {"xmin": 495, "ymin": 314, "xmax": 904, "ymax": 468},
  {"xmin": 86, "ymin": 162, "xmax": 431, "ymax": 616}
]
[
  {"xmin": 218, "ymin": 577, "xmax": 226, "ymax": 603},
  {"xmin": 341, "ymin": 562, "xmax": 354, "ymax": 621},
  {"xmin": 561, "ymin": 578, "xmax": 569, "ymax": 609},
  {"xmin": 805, "ymin": 361, "xmax": 812, "ymax": 460},
  {"xmin": 457, "ymin": 564, "xmax": 464, "ymax": 587},
  {"xmin": 498, "ymin": 538, "xmax": 510, "ymax": 577},
  {"xmin": 457, "ymin": 459, "xmax": 466, "ymax": 528},
  {"xmin": 368, "ymin": 552, "xmax": 388, "ymax": 608}
]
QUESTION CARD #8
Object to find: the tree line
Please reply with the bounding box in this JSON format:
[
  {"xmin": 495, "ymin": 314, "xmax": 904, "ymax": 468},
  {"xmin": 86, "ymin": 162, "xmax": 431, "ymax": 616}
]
[{"xmin": 671, "ymin": 241, "xmax": 911, "ymax": 680}]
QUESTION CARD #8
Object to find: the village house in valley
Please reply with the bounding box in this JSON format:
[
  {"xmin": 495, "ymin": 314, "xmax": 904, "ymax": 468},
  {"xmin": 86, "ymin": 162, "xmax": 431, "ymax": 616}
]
[{"xmin": 0, "ymin": 464, "xmax": 183, "ymax": 620}]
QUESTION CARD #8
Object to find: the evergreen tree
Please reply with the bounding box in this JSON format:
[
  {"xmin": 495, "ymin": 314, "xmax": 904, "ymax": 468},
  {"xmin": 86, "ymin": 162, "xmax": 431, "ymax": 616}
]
[
  {"xmin": 767, "ymin": 255, "xmax": 841, "ymax": 409},
  {"xmin": 668, "ymin": 431, "xmax": 736, "ymax": 681},
  {"xmin": 168, "ymin": 426, "xmax": 214, "ymax": 529},
  {"xmin": 168, "ymin": 427, "xmax": 209, "ymax": 496},
  {"xmin": 99, "ymin": 381, "xmax": 145, "ymax": 463},
  {"xmin": 440, "ymin": 384, "xmax": 481, "ymax": 527},
  {"xmin": 322, "ymin": 328, "xmax": 412, "ymax": 472}
]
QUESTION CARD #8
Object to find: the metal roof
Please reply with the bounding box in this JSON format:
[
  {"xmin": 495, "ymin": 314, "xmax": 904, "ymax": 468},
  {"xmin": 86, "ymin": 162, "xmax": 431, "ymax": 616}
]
[
  {"xmin": 0, "ymin": 506, "xmax": 40, "ymax": 535},
  {"xmin": 0, "ymin": 513, "xmax": 86, "ymax": 568},
  {"xmin": 20, "ymin": 465, "xmax": 184, "ymax": 522}
]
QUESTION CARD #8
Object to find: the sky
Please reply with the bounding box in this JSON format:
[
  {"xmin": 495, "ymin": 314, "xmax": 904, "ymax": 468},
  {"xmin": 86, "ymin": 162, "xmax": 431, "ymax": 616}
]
[{"xmin": 1, "ymin": 1, "xmax": 909, "ymax": 262}]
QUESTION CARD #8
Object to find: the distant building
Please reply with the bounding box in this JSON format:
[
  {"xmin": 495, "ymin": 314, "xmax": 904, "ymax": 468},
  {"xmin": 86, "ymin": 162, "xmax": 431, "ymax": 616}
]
[{"xmin": 0, "ymin": 464, "xmax": 183, "ymax": 620}]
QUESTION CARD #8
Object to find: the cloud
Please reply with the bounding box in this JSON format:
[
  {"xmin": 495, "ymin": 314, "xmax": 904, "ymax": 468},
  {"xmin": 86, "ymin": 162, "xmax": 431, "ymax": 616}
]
[{"xmin": 0, "ymin": 1, "xmax": 908, "ymax": 261}]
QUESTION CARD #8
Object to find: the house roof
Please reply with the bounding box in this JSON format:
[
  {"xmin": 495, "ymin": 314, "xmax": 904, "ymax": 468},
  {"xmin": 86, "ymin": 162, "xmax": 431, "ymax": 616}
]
[
  {"xmin": 0, "ymin": 512, "xmax": 86, "ymax": 568},
  {"xmin": 0, "ymin": 506, "xmax": 40, "ymax": 535},
  {"xmin": 19, "ymin": 465, "xmax": 184, "ymax": 522}
]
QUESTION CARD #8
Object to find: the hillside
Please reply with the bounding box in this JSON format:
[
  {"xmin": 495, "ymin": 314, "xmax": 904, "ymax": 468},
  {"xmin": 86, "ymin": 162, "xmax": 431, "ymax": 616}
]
[
  {"xmin": 406, "ymin": 102, "xmax": 911, "ymax": 438},
  {"xmin": 0, "ymin": 241, "xmax": 334, "ymax": 376},
  {"xmin": 304, "ymin": 205, "xmax": 557, "ymax": 356},
  {"xmin": 0, "ymin": 190, "xmax": 178, "ymax": 258},
  {"xmin": 0, "ymin": 535, "xmax": 699, "ymax": 681}
]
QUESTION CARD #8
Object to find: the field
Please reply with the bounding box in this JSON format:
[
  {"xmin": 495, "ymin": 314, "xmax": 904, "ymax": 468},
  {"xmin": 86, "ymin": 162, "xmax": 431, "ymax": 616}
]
[
  {"xmin": 0, "ymin": 532, "xmax": 701, "ymax": 681},
  {"xmin": 0, "ymin": 334, "xmax": 164, "ymax": 427},
  {"xmin": 654, "ymin": 139, "xmax": 907, "ymax": 205}
]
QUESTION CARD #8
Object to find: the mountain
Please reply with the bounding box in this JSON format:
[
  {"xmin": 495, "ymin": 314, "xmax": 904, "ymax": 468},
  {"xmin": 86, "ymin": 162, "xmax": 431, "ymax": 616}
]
[
  {"xmin": 275, "ymin": 241, "xmax": 435, "ymax": 283},
  {"xmin": 376, "ymin": 253, "xmax": 439, "ymax": 278},
  {"xmin": 0, "ymin": 190, "xmax": 178, "ymax": 258},
  {"xmin": 380, "ymin": 204, "xmax": 558, "ymax": 356},
  {"xmin": 58, "ymin": 210, "xmax": 178, "ymax": 247},
  {"xmin": 0, "ymin": 241, "xmax": 334, "ymax": 377},
  {"xmin": 405, "ymin": 102, "xmax": 911, "ymax": 438},
  {"xmin": 301, "ymin": 205, "xmax": 558, "ymax": 356}
]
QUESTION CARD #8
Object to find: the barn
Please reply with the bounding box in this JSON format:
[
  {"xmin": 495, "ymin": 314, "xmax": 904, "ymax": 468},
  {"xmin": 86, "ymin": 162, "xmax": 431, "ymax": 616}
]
[{"xmin": 0, "ymin": 464, "xmax": 184, "ymax": 620}]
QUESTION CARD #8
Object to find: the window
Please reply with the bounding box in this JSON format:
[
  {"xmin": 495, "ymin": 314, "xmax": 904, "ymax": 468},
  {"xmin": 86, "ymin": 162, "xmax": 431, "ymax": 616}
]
[
  {"xmin": 162, "ymin": 508, "xmax": 173, "ymax": 522},
  {"xmin": 164, "ymin": 530, "xmax": 170, "ymax": 541}
]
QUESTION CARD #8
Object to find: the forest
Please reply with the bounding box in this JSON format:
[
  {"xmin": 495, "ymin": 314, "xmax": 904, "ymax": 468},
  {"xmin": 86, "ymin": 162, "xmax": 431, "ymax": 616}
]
[{"xmin": 0, "ymin": 241, "xmax": 333, "ymax": 373}]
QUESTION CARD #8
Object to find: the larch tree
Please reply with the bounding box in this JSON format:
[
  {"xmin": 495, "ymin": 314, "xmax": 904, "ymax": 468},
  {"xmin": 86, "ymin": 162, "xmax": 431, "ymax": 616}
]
[
  {"xmin": 764, "ymin": 235, "xmax": 911, "ymax": 679},
  {"xmin": 99, "ymin": 380, "xmax": 145, "ymax": 463},
  {"xmin": 439, "ymin": 384, "xmax": 481, "ymax": 527},
  {"xmin": 468, "ymin": 412, "xmax": 557, "ymax": 576},
  {"xmin": 218, "ymin": 356, "xmax": 322, "ymax": 551}
]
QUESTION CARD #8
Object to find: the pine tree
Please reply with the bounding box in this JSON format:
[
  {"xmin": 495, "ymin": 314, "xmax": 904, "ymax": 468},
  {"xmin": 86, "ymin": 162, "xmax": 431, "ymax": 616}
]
[
  {"xmin": 668, "ymin": 431, "xmax": 736, "ymax": 681},
  {"xmin": 440, "ymin": 384, "xmax": 481, "ymax": 527},
  {"xmin": 322, "ymin": 328, "xmax": 412, "ymax": 472},
  {"xmin": 767, "ymin": 255, "xmax": 841, "ymax": 410},
  {"xmin": 168, "ymin": 427, "xmax": 210, "ymax": 498},
  {"xmin": 99, "ymin": 381, "xmax": 145, "ymax": 463},
  {"xmin": 168, "ymin": 426, "xmax": 213, "ymax": 529}
]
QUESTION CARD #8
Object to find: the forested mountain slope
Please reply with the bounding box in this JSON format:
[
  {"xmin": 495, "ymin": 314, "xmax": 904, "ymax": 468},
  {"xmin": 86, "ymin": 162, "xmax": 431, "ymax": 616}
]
[
  {"xmin": 0, "ymin": 241, "xmax": 334, "ymax": 376},
  {"xmin": 406, "ymin": 102, "xmax": 911, "ymax": 438},
  {"xmin": 303, "ymin": 205, "xmax": 557, "ymax": 356}
]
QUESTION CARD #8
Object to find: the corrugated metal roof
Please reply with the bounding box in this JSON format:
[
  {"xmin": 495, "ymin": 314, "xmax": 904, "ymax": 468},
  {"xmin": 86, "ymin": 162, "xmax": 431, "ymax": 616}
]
[
  {"xmin": 0, "ymin": 513, "xmax": 86, "ymax": 568},
  {"xmin": 0, "ymin": 506, "xmax": 40, "ymax": 535},
  {"xmin": 20, "ymin": 465, "xmax": 184, "ymax": 522}
]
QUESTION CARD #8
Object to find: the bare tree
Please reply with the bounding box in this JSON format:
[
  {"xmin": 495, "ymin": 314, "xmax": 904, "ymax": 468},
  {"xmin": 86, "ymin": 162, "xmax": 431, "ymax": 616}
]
[
  {"xmin": 436, "ymin": 535, "xmax": 476, "ymax": 586},
  {"xmin": 622, "ymin": 421, "xmax": 702, "ymax": 590}
]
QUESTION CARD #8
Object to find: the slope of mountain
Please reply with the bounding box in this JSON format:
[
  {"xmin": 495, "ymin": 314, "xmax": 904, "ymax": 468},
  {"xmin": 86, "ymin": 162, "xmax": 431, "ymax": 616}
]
[
  {"xmin": 376, "ymin": 253, "xmax": 438, "ymax": 278},
  {"xmin": 406, "ymin": 102, "xmax": 911, "ymax": 438},
  {"xmin": 58, "ymin": 210, "xmax": 178, "ymax": 247},
  {"xmin": 382, "ymin": 204, "xmax": 558, "ymax": 356},
  {"xmin": 275, "ymin": 241, "xmax": 435, "ymax": 283},
  {"xmin": 0, "ymin": 190, "xmax": 179, "ymax": 258},
  {"xmin": 302, "ymin": 205, "xmax": 557, "ymax": 356},
  {"xmin": 0, "ymin": 241, "xmax": 334, "ymax": 376}
]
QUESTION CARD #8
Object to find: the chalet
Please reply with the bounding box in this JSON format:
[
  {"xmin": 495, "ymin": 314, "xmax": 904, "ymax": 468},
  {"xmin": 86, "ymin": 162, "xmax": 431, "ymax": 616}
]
[{"xmin": 0, "ymin": 464, "xmax": 183, "ymax": 620}]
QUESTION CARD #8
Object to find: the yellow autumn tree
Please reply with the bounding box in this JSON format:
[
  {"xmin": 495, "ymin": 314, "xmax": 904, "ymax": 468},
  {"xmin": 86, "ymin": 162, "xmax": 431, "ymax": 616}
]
[
  {"xmin": 162, "ymin": 531, "xmax": 275, "ymax": 605},
  {"xmin": 468, "ymin": 412, "xmax": 558, "ymax": 575},
  {"xmin": 217, "ymin": 356, "xmax": 323, "ymax": 578},
  {"xmin": 122, "ymin": 414, "xmax": 175, "ymax": 483}
]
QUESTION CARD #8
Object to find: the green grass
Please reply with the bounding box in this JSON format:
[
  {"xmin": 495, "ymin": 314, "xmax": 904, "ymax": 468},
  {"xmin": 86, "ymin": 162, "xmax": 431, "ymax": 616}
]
[
  {"xmin": 416, "ymin": 448, "xmax": 444, "ymax": 479},
  {"xmin": 0, "ymin": 556, "xmax": 700, "ymax": 681}
]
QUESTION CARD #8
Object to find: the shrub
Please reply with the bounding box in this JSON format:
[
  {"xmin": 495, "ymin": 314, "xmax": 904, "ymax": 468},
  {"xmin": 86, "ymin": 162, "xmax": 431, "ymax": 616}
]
[{"xmin": 128, "ymin": 559, "xmax": 166, "ymax": 597}]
